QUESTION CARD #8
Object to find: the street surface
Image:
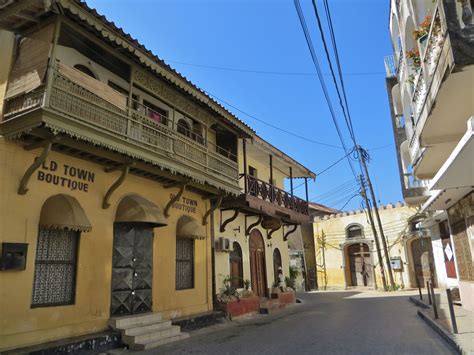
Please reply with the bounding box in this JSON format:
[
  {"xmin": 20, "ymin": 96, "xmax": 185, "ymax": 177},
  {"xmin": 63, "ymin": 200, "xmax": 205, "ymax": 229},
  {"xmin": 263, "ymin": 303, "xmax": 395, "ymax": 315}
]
[{"xmin": 142, "ymin": 291, "xmax": 455, "ymax": 354}]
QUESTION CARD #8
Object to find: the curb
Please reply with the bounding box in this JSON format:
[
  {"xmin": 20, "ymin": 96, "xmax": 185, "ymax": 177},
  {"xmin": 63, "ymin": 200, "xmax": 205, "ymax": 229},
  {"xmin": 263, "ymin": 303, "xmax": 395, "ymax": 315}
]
[
  {"xmin": 409, "ymin": 296, "xmax": 430, "ymax": 309},
  {"xmin": 416, "ymin": 310, "xmax": 462, "ymax": 355}
]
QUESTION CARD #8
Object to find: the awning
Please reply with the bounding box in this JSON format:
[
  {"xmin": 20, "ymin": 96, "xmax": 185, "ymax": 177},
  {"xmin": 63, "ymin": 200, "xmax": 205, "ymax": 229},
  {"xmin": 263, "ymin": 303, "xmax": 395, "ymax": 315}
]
[
  {"xmin": 115, "ymin": 194, "xmax": 167, "ymax": 226},
  {"xmin": 39, "ymin": 194, "xmax": 92, "ymax": 232},
  {"xmin": 421, "ymin": 187, "xmax": 473, "ymax": 212},
  {"xmin": 429, "ymin": 118, "xmax": 474, "ymax": 190},
  {"xmin": 176, "ymin": 215, "xmax": 206, "ymax": 240}
]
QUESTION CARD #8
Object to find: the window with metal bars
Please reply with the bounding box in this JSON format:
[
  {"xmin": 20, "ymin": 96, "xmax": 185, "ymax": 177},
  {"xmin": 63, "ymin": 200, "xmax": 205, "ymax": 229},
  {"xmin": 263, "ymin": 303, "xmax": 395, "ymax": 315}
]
[
  {"xmin": 31, "ymin": 227, "xmax": 79, "ymax": 307},
  {"xmin": 176, "ymin": 237, "xmax": 194, "ymax": 290}
]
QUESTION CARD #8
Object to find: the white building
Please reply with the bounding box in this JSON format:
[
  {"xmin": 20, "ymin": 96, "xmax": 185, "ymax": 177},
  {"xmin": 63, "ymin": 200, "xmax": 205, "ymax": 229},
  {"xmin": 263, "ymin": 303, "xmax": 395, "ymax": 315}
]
[{"xmin": 385, "ymin": 0, "xmax": 474, "ymax": 310}]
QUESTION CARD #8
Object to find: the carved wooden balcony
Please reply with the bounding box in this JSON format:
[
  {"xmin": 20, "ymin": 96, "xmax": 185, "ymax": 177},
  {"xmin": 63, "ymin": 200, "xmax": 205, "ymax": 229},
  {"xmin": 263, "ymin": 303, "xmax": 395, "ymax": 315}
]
[
  {"xmin": 1, "ymin": 62, "xmax": 240, "ymax": 195},
  {"xmin": 222, "ymin": 174, "xmax": 310, "ymax": 224}
]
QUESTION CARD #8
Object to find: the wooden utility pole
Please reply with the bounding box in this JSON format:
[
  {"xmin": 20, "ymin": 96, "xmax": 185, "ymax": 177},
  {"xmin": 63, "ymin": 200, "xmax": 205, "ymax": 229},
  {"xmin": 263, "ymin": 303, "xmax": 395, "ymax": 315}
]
[
  {"xmin": 320, "ymin": 230, "xmax": 327, "ymax": 290},
  {"xmin": 358, "ymin": 174, "xmax": 387, "ymax": 291},
  {"xmin": 358, "ymin": 146, "xmax": 395, "ymax": 289}
]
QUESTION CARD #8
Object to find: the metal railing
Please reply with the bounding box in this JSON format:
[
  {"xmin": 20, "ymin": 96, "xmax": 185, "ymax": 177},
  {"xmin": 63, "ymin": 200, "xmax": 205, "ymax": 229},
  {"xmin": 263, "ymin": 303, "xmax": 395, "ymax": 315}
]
[
  {"xmin": 245, "ymin": 174, "xmax": 309, "ymax": 215},
  {"xmin": 384, "ymin": 55, "xmax": 397, "ymax": 77}
]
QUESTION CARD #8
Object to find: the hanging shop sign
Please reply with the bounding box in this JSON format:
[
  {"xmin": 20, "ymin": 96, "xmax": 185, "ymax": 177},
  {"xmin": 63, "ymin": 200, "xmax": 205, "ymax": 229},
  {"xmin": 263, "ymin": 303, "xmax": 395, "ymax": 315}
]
[
  {"xmin": 36, "ymin": 160, "xmax": 95, "ymax": 192},
  {"xmin": 170, "ymin": 194, "xmax": 198, "ymax": 214}
]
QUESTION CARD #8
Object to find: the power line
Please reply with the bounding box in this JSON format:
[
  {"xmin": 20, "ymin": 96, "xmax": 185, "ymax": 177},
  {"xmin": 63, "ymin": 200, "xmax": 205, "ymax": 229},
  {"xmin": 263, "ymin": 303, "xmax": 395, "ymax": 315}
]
[
  {"xmin": 293, "ymin": 0, "xmax": 357, "ymax": 178},
  {"xmin": 204, "ymin": 90, "xmax": 343, "ymax": 150},
  {"xmin": 166, "ymin": 59, "xmax": 385, "ymax": 77}
]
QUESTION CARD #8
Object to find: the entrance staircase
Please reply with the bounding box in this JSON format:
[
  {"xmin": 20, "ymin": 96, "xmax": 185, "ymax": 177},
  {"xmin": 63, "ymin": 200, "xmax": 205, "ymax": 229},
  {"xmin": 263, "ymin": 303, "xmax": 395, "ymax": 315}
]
[{"xmin": 109, "ymin": 313, "xmax": 189, "ymax": 351}]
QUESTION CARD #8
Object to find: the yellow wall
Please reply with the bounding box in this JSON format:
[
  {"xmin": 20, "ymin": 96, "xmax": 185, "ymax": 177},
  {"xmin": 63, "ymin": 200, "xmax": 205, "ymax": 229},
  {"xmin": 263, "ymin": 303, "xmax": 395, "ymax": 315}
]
[
  {"xmin": 0, "ymin": 29, "xmax": 15, "ymax": 116},
  {"xmin": 313, "ymin": 204, "xmax": 418, "ymax": 289},
  {"xmin": 0, "ymin": 139, "xmax": 212, "ymax": 351},
  {"xmin": 212, "ymin": 211, "xmax": 290, "ymax": 294}
]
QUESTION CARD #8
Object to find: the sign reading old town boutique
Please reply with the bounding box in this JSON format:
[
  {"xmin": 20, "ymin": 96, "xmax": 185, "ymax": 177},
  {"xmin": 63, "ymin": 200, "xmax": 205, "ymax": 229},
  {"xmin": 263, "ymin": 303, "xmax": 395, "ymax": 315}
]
[
  {"xmin": 37, "ymin": 160, "xmax": 95, "ymax": 192},
  {"xmin": 170, "ymin": 194, "xmax": 198, "ymax": 213}
]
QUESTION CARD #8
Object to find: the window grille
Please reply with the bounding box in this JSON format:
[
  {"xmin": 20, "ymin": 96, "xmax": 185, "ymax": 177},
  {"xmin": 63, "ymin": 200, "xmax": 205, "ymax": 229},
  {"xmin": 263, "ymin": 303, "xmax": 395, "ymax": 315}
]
[
  {"xmin": 346, "ymin": 225, "xmax": 363, "ymax": 239},
  {"xmin": 31, "ymin": 228, "xmax": 79, "ymax": 307},
  {"xmin": 176, "ymin": 238, "xmax": 194, "ymax": 290}
]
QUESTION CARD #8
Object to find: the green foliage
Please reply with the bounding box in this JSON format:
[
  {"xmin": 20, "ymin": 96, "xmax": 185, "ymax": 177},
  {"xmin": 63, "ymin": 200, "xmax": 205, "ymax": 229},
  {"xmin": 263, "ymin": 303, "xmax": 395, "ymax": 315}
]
[
  {"xmin": 289, "ymin": 266, "xmax": 299, "ymax": 280},
  {"xmin": 243, "ymin": 279, "xmax": 251, "ymax": 291},
  {"xmin": 285, "ymin": 276, "xmax": 295, "ymax": 289}
]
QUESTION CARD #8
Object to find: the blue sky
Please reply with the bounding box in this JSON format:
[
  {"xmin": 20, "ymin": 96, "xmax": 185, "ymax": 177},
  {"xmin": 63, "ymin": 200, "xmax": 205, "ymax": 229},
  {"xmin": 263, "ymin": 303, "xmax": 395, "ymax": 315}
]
[{"xmin": 87, "ymin": 0, "xmax": 401, "ymax": 211}]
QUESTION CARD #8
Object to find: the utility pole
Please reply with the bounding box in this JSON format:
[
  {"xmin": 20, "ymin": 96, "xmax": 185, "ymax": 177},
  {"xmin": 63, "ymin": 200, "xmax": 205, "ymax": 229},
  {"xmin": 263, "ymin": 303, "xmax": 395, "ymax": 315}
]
[
  {"xmin": 320, "ymin": 230, "xmax": 327, "ymax": 290},
  {"xmin": 358, "ymin": 146, "xmax": 395, "ymax": 289},
  {"xmin": 358, "ymin": 174, "xmax": 387, "ymax": 291}
]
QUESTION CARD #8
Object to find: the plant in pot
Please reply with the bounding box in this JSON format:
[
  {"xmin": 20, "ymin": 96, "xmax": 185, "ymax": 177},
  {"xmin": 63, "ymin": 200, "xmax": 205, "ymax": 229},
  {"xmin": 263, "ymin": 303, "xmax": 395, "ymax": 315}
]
[
  {"xmin": 406, "ymin": 49, "xmax": 421, "ymax": 70},
  {"xmin": 413, "ymin": 15, "xmax": 432, "ymax": 43},
  {"xmin": 270, "ymin": 281, "xmax": 280, "ymax": 297},
  {"xmin": 240, "ymin": 279, "xmax": 254, "ymax": 298},
  {"xmin": 216, "ymin": 275, "xmax": 239, "ymax": 303}
]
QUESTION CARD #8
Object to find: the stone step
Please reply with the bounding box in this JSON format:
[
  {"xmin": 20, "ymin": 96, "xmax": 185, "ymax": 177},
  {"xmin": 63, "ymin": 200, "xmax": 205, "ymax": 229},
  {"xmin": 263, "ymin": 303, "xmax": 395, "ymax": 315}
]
[
  {"xmin": 123, "ymin": 320, "xmax": 173, "ymax": 336},
  {"xmin": 123, "ymin": 325, "xmax": 181, "ymax": 344},
  {"xmin": 108, "ymin": 312, "xmax": 163, "ymax": 329},
  {"xmin": 130, "ymin": 333, "xmax": 190, "ymax": 351}
]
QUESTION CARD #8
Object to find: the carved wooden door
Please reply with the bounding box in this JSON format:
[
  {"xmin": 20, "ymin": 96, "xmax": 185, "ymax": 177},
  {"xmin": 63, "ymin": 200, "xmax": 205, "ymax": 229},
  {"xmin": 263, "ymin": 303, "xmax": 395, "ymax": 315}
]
[
  {"xmin": 249, "ymin": 230, "xmax": 267, "ymax": 297},
  {"xmin": 110, "ymin": 223, "xmax": 153, "ymax": 317}
]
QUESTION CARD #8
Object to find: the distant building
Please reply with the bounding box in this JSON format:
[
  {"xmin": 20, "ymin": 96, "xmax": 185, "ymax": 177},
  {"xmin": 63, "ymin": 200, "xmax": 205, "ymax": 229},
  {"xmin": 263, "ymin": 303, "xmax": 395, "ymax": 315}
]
[
  {"xmin": 385, "ymin": 0, "xmax": 474, "ymax": 310},
  {"xmin": 313, "ymin": 203, "xmax": 425, "ymax": 290}
]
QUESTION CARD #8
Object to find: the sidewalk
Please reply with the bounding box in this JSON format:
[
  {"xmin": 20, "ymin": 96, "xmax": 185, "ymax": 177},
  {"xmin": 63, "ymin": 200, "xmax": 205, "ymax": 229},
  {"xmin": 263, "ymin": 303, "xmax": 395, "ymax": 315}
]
[{"xmin": 410, "ymin": 290, "xmax": 474, "ymax": 354}]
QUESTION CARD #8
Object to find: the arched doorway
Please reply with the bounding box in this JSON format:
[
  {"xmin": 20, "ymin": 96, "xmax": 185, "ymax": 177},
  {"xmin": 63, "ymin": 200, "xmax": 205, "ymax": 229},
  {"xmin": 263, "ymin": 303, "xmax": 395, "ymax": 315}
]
[
  {"xmin": 110, "ymin": 195, "xmax": 167, "ymax": 317},
  {"xmin": 345, "ymin": 243, "xmax": 373, "ymax": 287},
  {"xmin": 249, "ymin": 229, "xmax": 267, "ymax": 297},
  {"xmin": 273, "ymin": 248, "xmax": 282, "ymax": 286},
  {"xmin": 408, "ymin": 237, "xmax": 436, "ymax": 288}
]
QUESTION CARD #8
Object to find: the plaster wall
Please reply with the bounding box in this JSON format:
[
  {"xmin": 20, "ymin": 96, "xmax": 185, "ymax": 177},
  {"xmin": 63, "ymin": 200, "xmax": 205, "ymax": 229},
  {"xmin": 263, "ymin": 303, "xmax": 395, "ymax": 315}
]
[
  {"xmin": 212, "ymin": 211, "xmax": 290, "ymax": 295},
  {"xmin": 314, "ymin": 204, "xmax": 419, "ymax": 289},
  {"xmin": 0, "ymin": 139, "xmax": 212, "ymax": 351}
]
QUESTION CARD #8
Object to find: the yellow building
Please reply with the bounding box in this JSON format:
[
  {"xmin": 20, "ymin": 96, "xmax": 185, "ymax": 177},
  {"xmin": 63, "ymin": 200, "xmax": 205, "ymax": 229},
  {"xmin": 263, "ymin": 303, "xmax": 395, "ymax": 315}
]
[
  {"xmin": 313, "ymin": 203, "xmax": 432, "ymax": 290},
  {"xmin": 213, "ymin": 136, "xmax": 314, "ymax": 298},
  {"xmin": 0, "ymin": 1, "xmax": 254, "ymax": 351},
  {"xmin": 0, "ymin": 1, "xmax": 314, "ymax": 351}
]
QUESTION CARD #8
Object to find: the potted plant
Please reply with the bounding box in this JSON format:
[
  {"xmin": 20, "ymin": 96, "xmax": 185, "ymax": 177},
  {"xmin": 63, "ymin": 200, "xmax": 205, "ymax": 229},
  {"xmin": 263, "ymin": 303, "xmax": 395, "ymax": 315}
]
[
  {"xmin": 215, "ymin": 276, "xmax": 260, "ymax": 319},
  {"xmin": 406, "ymin": 49, "xmax": 421, "ymax": 70},
  {"xmin": 413, "ymin": 15, "xmax": 432, "ymax": 43}
]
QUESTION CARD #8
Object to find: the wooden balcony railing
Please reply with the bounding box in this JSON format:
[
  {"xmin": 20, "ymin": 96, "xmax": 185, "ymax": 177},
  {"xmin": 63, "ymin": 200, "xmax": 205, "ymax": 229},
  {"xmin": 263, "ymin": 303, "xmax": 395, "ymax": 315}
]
[
  {"xmin": 3, "ymin": 62, "xmax": 239, "ymax": 185},
  {"xmin": 245, "ymin": 174, "xmax": 309, "ymax": 216}
]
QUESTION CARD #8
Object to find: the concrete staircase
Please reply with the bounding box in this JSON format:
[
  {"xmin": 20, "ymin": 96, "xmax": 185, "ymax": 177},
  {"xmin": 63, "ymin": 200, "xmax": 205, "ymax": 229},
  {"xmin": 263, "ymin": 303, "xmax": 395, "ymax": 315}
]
[{"xmin": 109, "ymin": 313, "xmax": 189, "ymax": 351}]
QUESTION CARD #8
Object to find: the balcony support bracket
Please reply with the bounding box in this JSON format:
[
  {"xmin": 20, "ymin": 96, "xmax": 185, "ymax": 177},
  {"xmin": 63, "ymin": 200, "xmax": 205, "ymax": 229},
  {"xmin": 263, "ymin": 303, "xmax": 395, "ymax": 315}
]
[
  {"xmin": 267, "ymin": 225, "xmax": 281, "ymax": 240},
  {"xmin": 164, "ymin": 181, "xmax": 188, "ymax": 218},
  {"xmin": 220, "ymin": 209, "xmax": 239, "ymax": 233},
  {"xmin": 245, "ymin": 214, "xmax": 263, "ymax": 236},
  {"xmin": 102, "ymin": 163, "xmax": 133, "ymax": 209},
  {"xmin": 283, "ymin": 224, "xmax": 298, "ymax": 241},
  {"xmin": 202, "ymin": 193, "xmax": 224, "ymax": 226},
  {"xmin": 18, "ymin": 138, "xmax": 56, "ymax": 195}
]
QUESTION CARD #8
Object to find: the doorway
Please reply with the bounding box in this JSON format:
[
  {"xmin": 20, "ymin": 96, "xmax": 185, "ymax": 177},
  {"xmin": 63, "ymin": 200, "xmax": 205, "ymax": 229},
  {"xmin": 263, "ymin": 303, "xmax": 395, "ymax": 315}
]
[
  {"xmin": 110, "ymin": 223, "xmax": 153, "ymax": 317},
  {"xmin": 249, "ymin": 229, "xmax": 267, "ymax": 297},
  {"xmin": 346, "ymin": 243, "xmax": 373, "ymax": 287},
  {"xmin": 409, "ymin": 237, "xmax": 436, "ymax": 288}
]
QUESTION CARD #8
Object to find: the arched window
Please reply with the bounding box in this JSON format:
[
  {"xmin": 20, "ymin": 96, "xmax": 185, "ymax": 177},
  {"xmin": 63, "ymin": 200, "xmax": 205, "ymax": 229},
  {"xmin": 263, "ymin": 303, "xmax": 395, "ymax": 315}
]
[
  {"xmin": 273, "ymin": 248, "xmax": 282, "ymax": 285},
  {"xmin": 73, "ymin": 64, "xmax": 97, "ymax": 79},
  {"xmin": 346, "ymin": 224, "xmax": 363, "ymax": 239},
  {"xmin": 229, "ymin": 242, "xmax": 243, "ymax": 288},
  {"xmin": 177, "ymin": 119, "xmax": 191, "ymax": 137}
]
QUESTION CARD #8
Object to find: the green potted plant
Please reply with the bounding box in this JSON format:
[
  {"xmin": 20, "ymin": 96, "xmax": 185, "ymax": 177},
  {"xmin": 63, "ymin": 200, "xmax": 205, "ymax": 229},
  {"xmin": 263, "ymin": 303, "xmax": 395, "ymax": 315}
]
[{"xmin": 215, "ymin": 275, "xmax": 259, "ymax": 319}]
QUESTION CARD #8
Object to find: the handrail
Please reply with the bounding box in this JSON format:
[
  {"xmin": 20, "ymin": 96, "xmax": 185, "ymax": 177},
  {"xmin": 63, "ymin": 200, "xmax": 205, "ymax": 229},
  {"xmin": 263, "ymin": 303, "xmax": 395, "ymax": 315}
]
[{"xmin": 244, "ymin": 174, "xmax": 309, "ymax": 215}]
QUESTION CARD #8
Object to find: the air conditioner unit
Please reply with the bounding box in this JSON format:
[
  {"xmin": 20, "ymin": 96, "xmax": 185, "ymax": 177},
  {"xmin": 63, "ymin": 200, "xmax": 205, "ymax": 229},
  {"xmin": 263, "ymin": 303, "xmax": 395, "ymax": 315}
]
[{"xmin": 215, "ymin": 237, "xmax": 232, "ymax": 252}]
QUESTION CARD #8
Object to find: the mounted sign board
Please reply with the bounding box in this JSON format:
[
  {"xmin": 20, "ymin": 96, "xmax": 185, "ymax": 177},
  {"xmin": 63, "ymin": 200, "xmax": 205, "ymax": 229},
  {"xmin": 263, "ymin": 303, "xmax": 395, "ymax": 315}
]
[{"xmin": 390, "ymin": 257, "xmax": 402, "ymax": 271}]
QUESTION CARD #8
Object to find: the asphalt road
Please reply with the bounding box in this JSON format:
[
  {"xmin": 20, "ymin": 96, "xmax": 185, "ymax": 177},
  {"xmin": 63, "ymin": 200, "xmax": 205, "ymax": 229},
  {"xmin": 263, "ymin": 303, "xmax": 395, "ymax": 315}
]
[{"xmin": 145, "ymin": 291, "xmax": 455, "ymax": 354}]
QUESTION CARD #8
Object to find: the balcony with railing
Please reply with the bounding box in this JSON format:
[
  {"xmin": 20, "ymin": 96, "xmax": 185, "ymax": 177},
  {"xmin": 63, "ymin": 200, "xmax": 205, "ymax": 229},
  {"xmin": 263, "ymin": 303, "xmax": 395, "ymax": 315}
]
[
  {"xmin": 222, "ymin": 173, "xmax": 310, "ymax": 224},
  {"xmin": 1, "ymin": 61, "xmax": 240, "ymax": 194}
]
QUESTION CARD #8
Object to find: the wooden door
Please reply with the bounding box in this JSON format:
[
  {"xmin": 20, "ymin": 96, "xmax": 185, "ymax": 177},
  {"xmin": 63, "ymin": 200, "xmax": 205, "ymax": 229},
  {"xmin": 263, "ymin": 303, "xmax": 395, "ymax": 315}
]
[
  {"xmin": 347, "ymin": 243, "xmax": 372, "ymax": 287},
  {"xmin": 111, "ymin": 223, "xmax": 153, "ymax": 316},
  {"xmin": 249, "ymin": 229, "xmax": 267, "ymax": 297}
]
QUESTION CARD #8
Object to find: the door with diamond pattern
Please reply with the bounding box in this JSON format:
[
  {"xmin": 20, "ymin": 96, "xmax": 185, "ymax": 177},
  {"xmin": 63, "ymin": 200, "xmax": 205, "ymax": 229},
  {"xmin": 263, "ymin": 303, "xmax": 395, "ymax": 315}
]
[{"xmin": 111, "ymin": 223, "xmax": 153, "ymax": 317}]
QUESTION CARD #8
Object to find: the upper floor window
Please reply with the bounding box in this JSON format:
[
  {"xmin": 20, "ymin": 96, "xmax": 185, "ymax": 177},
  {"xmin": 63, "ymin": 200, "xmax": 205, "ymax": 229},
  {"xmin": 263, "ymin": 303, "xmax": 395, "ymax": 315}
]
[
  {"xmin": 143, "ymin": 99, "xmax": 168, "ymax": 126},
  {"xmin": 73, "ymin": 64, "xmax": 96, "ymax": 79},
  {"xmin": 346, "ymin": 224, "xmax": 363, "ymax": 239},
  {"xmin": 249, "ymin": 166, "xmax": 258, "ymax": 178},
  {"xmin": 177, "ymin": 119, "xmax": 191, "ymax": 138}
]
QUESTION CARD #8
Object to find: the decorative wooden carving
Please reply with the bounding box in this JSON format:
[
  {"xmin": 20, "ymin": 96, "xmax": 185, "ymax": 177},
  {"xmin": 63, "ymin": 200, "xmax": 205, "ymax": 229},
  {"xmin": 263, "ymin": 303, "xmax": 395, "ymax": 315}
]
[
  {"xmin": 164, "ymin": 181, "xmax": 187, "ymax": 218},
  {"xmin": 220, "ymin": 209, "xmax": 239, "ymax": 233},
  {"xmin": 202, "ymin": 193, "xmax": 223, "ymax": 226},
  {"xmin": 103, "ymin": 164, "xmax": 132, "ymax": 209},
  {"xmin": 18, "ymin": 138, "xmax": 54, "ymax": 195}
]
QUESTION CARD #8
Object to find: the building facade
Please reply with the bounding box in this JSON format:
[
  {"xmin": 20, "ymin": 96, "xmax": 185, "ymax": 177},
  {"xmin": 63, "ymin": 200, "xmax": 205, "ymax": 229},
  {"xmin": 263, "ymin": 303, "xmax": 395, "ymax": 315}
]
[
  {"xmin": 313, "ymin": 203, "xmax": 424, "ymax": 290},
  {"xmin": 0, "ymin": 1, "xmax": 313, "ymax": 351},
  {"xmin": 213, "ymin": 136, "xmax": 314, "ymax": 298},
  {"xmin": 385, "ymin": 0, "xmax": 474, "ymax": 310}
]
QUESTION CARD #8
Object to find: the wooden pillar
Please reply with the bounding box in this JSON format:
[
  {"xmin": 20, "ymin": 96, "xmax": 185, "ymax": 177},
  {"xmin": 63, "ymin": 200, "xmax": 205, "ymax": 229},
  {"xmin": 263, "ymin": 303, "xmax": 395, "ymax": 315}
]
[
  {"xmin": 269, "ymin": 155, "xmax": 273, "ymax": 184},
  {"xmin": 304, "ymin": 177, "xmax": 309, "ymax": 202},
  {"xmin": 290, "ymin": 167, "xmax": 293, "ymax": 196},
  {"xmin": 243, "ymin": 138, "xmax": 248, "ymax": 193}
]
